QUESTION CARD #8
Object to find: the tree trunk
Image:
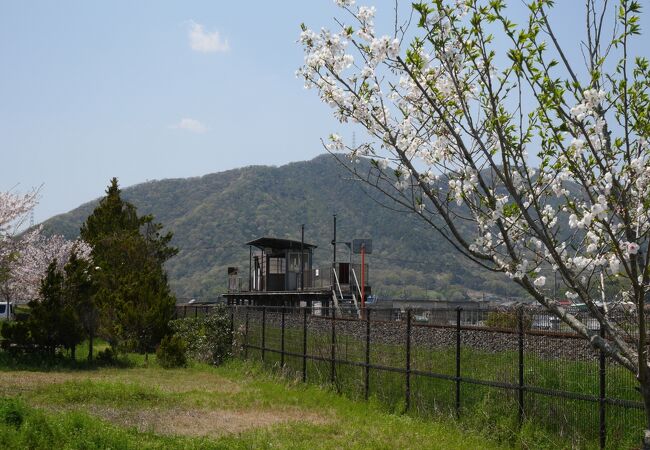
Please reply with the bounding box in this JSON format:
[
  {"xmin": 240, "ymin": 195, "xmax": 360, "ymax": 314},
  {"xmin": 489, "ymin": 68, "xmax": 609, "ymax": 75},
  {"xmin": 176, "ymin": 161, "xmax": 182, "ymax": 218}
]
[
  {"xmin": 642, "ymin": 383, "xmax": 650, "ymax": 450},
  {"xmin": 88, "ymin": 331, "xmax": 93, "ymax": 362},
  {"xmin": 71, "ymin": 345, "xmax": 76, "ymax": 361}
]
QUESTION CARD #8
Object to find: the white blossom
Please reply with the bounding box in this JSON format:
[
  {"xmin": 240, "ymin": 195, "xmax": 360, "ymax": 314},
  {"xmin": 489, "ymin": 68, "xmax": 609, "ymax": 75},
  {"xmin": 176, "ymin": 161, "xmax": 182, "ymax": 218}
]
[
  {"xmin": 298, "ymin": 0, "xmax": 650, "ymax": 387},
  {"xmin": 566, "ymin": 291, "xmax": 579, "ymax": 300},
  {"xmin": 626, "ymin": 242, "xmax": 640, "ymax": 255},
  {"xmin": 8, "ymin": 228, "xmax": 92, "ymax": 302},
  {"xmin": 533, "ymin": 276, "xmax": 546, "ymax": 287}
]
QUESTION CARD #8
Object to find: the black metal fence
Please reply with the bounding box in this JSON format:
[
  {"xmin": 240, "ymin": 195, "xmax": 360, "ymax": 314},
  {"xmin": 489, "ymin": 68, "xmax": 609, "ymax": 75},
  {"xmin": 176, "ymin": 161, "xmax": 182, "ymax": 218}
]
[{"xmin": 177, "ymin": 303, "xmax": 645, "ymax": 448}]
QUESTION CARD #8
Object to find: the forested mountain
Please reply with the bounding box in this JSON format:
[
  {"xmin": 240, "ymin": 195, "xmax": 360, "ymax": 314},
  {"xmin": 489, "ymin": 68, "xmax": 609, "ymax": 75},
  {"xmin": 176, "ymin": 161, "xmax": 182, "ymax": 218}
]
[{"xmin": 41, "ymin": 154, "xmax": 522, "ymax": 300}]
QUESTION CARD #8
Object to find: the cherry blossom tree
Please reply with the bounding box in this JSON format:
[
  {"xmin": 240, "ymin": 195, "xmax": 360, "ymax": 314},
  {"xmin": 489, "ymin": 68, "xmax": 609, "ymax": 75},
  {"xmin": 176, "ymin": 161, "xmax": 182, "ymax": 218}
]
[
  {"xmin": 0, "ymin": 190, "xmax": 38, "ymax": 301},
  {"xmin": 0, "ymin": 191, "xmax": 37, "ymax": 234},
  {"xmin": 8, "ymin": 228, "xmax": 92, "ymax": 303},
  {"xmin": 0, "ymin": 189, "xmax": 91, "ymax": 303},
  {"xmin": 299, "ymin": 0, "xmax": 650, "ymax": 444}
]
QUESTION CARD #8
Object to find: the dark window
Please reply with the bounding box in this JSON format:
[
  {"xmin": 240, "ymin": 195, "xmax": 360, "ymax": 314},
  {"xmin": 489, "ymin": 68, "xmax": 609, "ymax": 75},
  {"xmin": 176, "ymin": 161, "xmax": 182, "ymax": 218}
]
[
  {"xmin": 268, "ymin": 257, "xmax": 285, "ymax": 274},
  {"xmin": 288, "ymin": 252, "xmax": 310, "ymax": 272}
]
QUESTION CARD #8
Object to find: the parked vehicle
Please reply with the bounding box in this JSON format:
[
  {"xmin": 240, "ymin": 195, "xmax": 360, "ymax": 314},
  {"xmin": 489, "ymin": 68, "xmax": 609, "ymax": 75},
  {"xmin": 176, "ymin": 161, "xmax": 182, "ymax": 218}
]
[{"xmin": 0, "ymin": 302, "xmax": 15, "ymax": 321}]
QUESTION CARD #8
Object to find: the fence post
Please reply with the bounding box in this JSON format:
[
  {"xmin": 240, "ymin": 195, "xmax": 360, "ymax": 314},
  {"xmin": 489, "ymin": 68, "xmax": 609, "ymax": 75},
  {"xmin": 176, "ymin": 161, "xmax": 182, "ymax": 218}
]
[
  {"xmin": 229, "ymin": 306, "xmax": 235, "ymax": 352},
  {"xmin": 405, "ymin": 309, "xmax": 412, "ymax": 412},
  {"xmin": 331, "ymin": 309, "xmax": 336, "ymax": 386},
  {"xmin": 365, "ymin": 308, "xmax": 371, "ymax": 401},
  {"xmin": 517, "ymin": 307, "xmax": 525, "ymax": 424},
  {"xmin": 195, "ymin": 306, "xmax": 198, "ymax": 318},
  {"xmin": 599, "ymin": 322, "xmax": 606, "ymax": 449},
  {"xmin": 281, "ymin": 306, "xmax": 286, "ymax": 368},
  {"xmin": 244, "ymin": 307, "xmax": 249, "ymax": 359},
  {"xmin": 302, "ymin": 307, "xmax": 308, "ymax": 383},
  {"xmin": 261, "ymin": 307, "xmax": 266, "ymax": 362},
  {"xmin": 455, "ymin": 307, "xmax": 462, "ymax": 417}
]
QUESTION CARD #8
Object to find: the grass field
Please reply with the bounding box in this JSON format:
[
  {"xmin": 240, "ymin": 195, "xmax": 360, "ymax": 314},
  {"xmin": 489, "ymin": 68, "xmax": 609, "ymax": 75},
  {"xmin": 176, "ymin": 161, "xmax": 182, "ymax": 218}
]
[
  {"xmin": 0, "ymin": 321, "xmax": 644, "ymax": 449},
  {"xmin": 0, "ymin": 350, "xmax": 514, "ymax": 450},
  {"xmin": 242, "ymin": 320, "xmax": 645, "ymax": 449}
]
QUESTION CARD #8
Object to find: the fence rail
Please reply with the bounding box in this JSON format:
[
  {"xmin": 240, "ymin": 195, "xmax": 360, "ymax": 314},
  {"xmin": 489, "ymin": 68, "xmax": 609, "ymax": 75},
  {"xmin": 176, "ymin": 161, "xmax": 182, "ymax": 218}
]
[{"xmin": 176, "ymin": 303, "xmax": 645, "ymax": 449}]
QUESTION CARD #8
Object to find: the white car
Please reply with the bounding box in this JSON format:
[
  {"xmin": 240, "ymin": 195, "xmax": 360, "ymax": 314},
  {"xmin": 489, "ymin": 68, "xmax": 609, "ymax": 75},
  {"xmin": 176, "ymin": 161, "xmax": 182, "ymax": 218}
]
[{"xmin": 0, "ymin": 302, "xmax": 15, "ymax": 321}]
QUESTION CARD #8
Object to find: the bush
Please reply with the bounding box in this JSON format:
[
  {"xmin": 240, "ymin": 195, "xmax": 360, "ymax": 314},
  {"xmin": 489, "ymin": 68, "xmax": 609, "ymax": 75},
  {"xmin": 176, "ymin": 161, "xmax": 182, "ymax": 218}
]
[
  {"xmin": 0, "ymin": 399, "xmax": 25, "ymax": 429},
  {"xmin": 156, "ymin": 334, "xmax": 187, "ymax": 368},
  {"xmin": 485, "ymin": 310, "xmax": 532, "ymax": 330},
  {"xmin": 1, "ymin": 321, "xmax": 31, "ymax": 350},
  {"xmin": 169, "ymin": 305, "xmax": 233, "ymax": 365},
  {"xmin": 96, "ymin": 347, "xmax": 116, "ymax": 364}
]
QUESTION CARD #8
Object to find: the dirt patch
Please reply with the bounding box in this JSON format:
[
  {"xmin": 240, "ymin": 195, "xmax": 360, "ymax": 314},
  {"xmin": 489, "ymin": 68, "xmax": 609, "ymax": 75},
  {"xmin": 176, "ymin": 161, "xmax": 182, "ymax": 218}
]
[
  {"xmin": 2, "ymin": 368, "xmax": 332, "ymax": 437},
  {"xmin": 0, "ymin": 372, "xmax": 77, "ymax": 395},
  {"xmin": 0, "ymin": 369, "xmax": 241, "ymax": 396},
  {"xmin": 78, "ymin": 405, "xmax": 330, "ymax": 437},
  {"xmin": 91, "ymin": 369, "xmax": 242, "ymax": 395}
]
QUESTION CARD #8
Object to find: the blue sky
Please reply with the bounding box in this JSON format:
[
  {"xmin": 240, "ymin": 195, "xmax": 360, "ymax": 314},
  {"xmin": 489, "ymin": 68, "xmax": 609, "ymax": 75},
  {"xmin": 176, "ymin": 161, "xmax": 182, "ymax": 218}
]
[
  {"xmin": 1, "ymin": 1, "xmax": 346, "ymax": 222},
  {"xmin": 0, "ymin": 1, "xmax": 644, "ymax": 223}
]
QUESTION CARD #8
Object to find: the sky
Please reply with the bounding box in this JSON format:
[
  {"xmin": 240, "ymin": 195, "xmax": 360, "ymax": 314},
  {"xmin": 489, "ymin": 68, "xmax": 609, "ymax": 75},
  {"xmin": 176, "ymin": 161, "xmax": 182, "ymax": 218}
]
[
  {"xmin": 0, "ymin": 1, "xmax": 643, "ymax": 223},
  {"xmin": 0, "ymin": 1, "xmax": 347, "ymax": 223}
]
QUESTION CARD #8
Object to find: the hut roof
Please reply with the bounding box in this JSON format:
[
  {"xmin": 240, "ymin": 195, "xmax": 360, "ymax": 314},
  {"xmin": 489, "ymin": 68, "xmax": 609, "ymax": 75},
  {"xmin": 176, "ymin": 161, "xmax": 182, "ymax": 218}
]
[{"xmin": 245, "ymin": 237, "xmax": 317, "ymax": 251}]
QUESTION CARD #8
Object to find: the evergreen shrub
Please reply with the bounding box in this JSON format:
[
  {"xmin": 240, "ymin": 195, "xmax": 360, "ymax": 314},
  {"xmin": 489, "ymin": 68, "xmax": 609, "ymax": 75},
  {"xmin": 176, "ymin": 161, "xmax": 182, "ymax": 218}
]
[{"xmin": 156, "ymin": 334, "xmax": 187, "ymax": 368}]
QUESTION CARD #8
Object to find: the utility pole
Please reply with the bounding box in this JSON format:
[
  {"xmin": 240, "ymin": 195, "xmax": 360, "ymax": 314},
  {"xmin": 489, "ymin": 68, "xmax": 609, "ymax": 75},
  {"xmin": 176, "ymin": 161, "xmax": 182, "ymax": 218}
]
[
  {"xmin": 361, "ymin": 243, "xmax": 366, "ymax": 311},
  {"xmin": 332, "ymin": 214, "xmax": 337, "ymax": 264},
  {"xmin": 300, "ymin": 224, "xmax": 304, "ymax": 291}
]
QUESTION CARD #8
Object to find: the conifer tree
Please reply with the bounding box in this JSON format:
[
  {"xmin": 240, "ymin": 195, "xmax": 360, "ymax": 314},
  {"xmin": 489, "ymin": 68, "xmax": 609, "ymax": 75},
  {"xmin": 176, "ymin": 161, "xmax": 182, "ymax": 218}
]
[
  {"xmin": 28, "ymin": 261, "xmax": 84, "ymax": 356},
  {"xmin": 80, "ymin": 178, "xmax": 177, "ymax": 354},
  {"xmin": 63, "ymin": 251, "xmax": 98, "ymax": 361}
]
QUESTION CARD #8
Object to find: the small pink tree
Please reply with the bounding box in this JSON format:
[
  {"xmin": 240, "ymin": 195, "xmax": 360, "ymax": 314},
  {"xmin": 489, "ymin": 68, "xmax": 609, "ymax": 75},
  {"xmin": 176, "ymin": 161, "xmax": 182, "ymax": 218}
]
[
  {"xmin": 0, "ymin": 190, "xmax": 38, "ymax": 301},
  {"xmin": 8, "ymin": 228, "xmax": 92, "ymax": 303},
  {"xmin": 0, "ymin": 189, "xmax": 91, "ymax": 303}
]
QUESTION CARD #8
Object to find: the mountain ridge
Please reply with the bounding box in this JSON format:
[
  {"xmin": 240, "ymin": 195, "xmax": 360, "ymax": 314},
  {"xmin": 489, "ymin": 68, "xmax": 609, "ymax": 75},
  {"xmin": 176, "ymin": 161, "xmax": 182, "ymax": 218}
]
[{"xmin": 41, "ymin": 154, "xmax": 519, "ymax": 300}]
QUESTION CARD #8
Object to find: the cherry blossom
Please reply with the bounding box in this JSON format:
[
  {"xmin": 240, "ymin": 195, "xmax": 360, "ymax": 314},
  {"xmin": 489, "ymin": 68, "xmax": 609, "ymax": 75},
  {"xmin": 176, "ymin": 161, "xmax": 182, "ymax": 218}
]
[
  {"xmin": 8, "ymin": 227, "xmax": 92, "ymax": 302},
  {"xmin": 0, "ymin": 189, "xmax": 91, "ymax": 303},
  {"xmin": 299, "ymin": 1, "xmax": 650, "ymax": 436}
]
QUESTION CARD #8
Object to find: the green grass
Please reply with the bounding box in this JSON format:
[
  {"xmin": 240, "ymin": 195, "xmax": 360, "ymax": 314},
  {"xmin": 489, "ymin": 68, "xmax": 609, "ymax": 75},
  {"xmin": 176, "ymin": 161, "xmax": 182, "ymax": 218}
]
[
  {"xmin": 0, "ymin": 319, "xmax": 644, "ymax": 449},
  {"xmin": 0, "ymin": 350, "xmax": 513, "ymax": 449},
  {"xmin": 244, "ymin": 321, "xmax": 645, "ymax": 449}
]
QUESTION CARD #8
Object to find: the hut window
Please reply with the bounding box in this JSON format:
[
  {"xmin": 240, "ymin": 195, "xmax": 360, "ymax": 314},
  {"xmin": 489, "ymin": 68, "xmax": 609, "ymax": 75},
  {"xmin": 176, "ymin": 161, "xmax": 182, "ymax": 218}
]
[
  {"xmin": 289, "ymin": 252, "xmax": 309, "ymax": 272},
  {"xmin": 268, "ymin": 257, "xmax": 286, "ymax": 274},
  {"xmin": 289, "ymin": 253, "xmax": 300, "ymax": 272}
]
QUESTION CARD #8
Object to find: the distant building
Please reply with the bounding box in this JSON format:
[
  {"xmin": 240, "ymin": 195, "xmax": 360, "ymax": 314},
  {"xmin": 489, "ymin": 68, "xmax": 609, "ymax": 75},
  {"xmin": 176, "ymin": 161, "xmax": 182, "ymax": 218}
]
[
  {"xmin": 245, "ymin": 237, "xmax": 316, "ymax": 292},
  {"xmin": 223, "ymin": 236, "xmax": 369, "ymax": 317}
]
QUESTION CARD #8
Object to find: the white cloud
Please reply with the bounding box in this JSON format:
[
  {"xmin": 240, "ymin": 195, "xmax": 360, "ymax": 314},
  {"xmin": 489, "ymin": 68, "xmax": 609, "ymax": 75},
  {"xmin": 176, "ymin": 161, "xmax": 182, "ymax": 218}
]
[
  {"xmin": 188, "ymin": 21, "xmax": 229, "ymax": 53},
  {"xmin": 171, "ymin": 118, "xmax": 207, "ymax": 133}
]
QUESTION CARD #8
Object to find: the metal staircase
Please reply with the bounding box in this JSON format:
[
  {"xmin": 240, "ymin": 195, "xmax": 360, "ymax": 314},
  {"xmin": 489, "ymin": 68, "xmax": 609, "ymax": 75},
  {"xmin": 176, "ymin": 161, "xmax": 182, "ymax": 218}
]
[{"xmin": 331, "ymin": 267, "xmax": 361, "ymax": 318}]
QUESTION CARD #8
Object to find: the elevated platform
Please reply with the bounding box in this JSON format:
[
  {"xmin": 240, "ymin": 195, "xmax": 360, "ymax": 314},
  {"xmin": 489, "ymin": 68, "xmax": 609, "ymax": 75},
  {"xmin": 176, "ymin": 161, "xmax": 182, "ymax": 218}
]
[{"xmin": 224, "ymin": 289, "xmax": 333, "ymax": 308}]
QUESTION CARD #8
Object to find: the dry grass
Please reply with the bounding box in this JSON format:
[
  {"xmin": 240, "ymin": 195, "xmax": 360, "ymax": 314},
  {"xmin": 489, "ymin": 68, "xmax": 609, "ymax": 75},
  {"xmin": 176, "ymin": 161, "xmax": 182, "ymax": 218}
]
[
  {"xmin": 0, "ymin": 368, "xmax": 241, "ymax": 396},
  {"xmin": 78, "ymin": 405, "xmax": 330, "ymax": 437},
  {"xmin": 1, "ymin": 367, "xmax": 332, "ymax": 438}
]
